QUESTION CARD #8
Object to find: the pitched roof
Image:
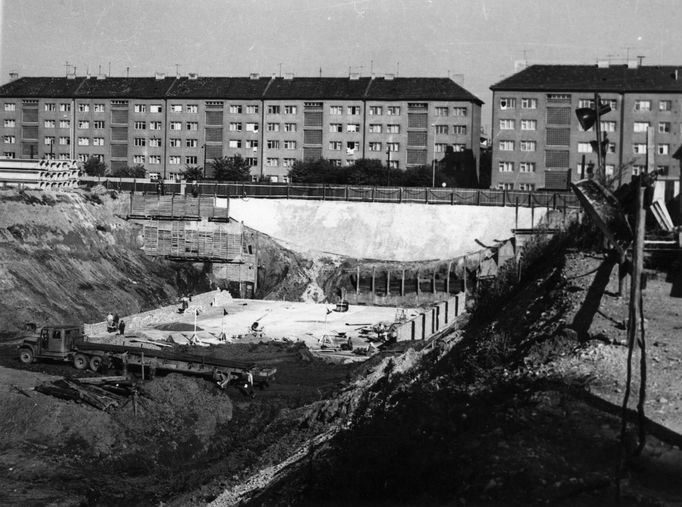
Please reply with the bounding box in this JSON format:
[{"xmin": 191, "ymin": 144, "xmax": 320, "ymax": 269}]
[
  {"xmin": 490, "ymin": 65, "xmax": 682, "ymax": 93},
  {"xmin": 0, "ymin": 76, "xmax": 483, "ymax": 103}
]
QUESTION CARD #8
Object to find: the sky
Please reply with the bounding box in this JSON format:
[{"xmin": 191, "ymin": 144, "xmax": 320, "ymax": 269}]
[{"xmin": 1, "ymin": 0, "xmax": 681, "ymax": 131}]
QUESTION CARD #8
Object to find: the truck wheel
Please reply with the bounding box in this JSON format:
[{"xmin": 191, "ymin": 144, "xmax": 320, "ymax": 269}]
[
  {"xmin": 73, "ymin": 353, "xmax": 88, "ymax": 370},
  {"xmin": 89, "ymin": 356, "xmax": 102, "ymax": 372},
  {"xmin": 19, "ymin": 348, "xmax": 34, "ymax": 364}
]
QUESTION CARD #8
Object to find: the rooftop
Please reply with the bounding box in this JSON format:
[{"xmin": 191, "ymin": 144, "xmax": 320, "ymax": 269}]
[
  {"xmin": 0, "ymin": 75, "xmax": 483, "ymax": 103},
  {"xmin": 490, "ymin": 64, "xmax": 682, "ymax": 93}
]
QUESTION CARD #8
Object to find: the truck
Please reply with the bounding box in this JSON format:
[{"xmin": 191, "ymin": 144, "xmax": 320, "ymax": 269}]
[{"xmin": 18, "ymin": 325, "xmax": 276, "ymax": 396}]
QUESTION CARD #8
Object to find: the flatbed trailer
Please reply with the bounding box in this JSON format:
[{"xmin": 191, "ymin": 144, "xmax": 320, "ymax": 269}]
[{"xmin": 18, "ymin": 326, "xmax": 276, "ymax": 394}]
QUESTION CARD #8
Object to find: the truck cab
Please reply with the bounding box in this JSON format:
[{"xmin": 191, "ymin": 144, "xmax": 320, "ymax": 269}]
[{"xmin": 19, "ymin": 325, "xmax": 84, "ymax": 364}]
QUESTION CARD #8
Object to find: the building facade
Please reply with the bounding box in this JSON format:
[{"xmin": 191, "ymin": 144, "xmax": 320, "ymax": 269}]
[
  {"xmin": 490, "ymin": 63, "xmax": 682, "ymax": 195},
  {"xmin": 0, "ymin": 74, "xmax": 482, "ymax": 182}
]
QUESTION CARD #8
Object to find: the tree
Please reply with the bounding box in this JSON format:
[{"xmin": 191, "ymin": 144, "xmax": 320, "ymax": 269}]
[
  {"xmin": 82, "ymin": 156, "xmax": 108, "ymax": 177},
  {"xmin": 183, "ymin": 165, "xmax": 204, "ymax": 182},
  {"xmin": 211, "ymin": 155, "xmax": 253, "ymax": 181},
  {"xmin": 288, "ymin": 158, "xmax": 337, "ymax": 183},
  {"xmin": 114, "ymin": 164, "xmax": 147, "ymax": 178}
]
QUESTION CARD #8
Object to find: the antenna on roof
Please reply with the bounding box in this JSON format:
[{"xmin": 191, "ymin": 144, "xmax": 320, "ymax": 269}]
[
  {"xmin": 396, "ymin": 61, "xmax": 399, "ymax": 77},
  {"xmin": 126, "ymin": 66, "xmax": 129, "ymax": 78},
  {"xmin": 279, "ymin": 63, "xmax": 282, "ymax": 77},
  {"xmin": 175, "ymin": 63, "xmax": 180, "ymax": 77},
  {"xmin": 319, "ymin": 67, "xmax": 322, "ymax": 78},
  {"xmin": 108, "ymin": 61, "xmax": 111, "ymax": 77},
  {"xmin": 64, "ymin": 61, "xmax": 71, "ymax": 77},
  {"xmin": 637, "ymin": 55, "xmax": 645, "ymax": 66}
]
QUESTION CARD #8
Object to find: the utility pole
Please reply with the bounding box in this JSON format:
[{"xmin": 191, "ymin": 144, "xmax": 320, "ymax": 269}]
[{"xmin": 386, "ymin": 148, "xmax": 391, "ymax": 186}]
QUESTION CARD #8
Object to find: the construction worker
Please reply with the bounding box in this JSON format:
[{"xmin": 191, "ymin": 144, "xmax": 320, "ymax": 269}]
[{"xmin": 118, "ymin": 320, "xmax": 126, "ymax": 336}]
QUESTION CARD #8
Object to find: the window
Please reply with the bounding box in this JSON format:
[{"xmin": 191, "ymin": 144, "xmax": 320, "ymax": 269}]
[
  {"xmin": 245, "ymin": 157, "xmax": 258, "ymax": 166},
  {"xmin": 230, "ymin": 105, "xmax": 243, "ymax": 114},
  {"xmin": 657, "ymin": 165, "xmax": 669, "ymax": 175},
  {"xmin": 133, "ymin": 155, "xmax": 145, "ymax": 164},
  {"xmin": 346, "ymin": 123, "xmax": 360, "ymax": 133},
  {"xmin": 330, "ymin": 159, "xmax": 341, "ymax": 166},
  {"xmin": 57, "ymin": 153, "xmax": 69, "ymax": 160},
  {"xmin": 518, "ymin": 183, "xmax": 536, "ymax": 191},
  {"xmin": 601, "ymin": 121, "xmax": 616, "ymax": 132},
  {"xmin": 387, "ymin": 142, "xmax": 399, "ymax": 152},
  {"xmin": 268, "ymin": 105, "xmax": 281, "ymax": 114},
  {"xmin": 578, "ymin": 99, "xmax": 594, "ymax": 108},
  {"xmin": 283, "ymin": 140, "xmax": 296, "ymax": 149},
  {"xmin": 267, "ymin": 123, "xmax": 280, "ymax": 132},
  {"xmin": 346, "ymin": 141, "xmax": 359, "ymax": 153},
  {"xmin": 283, "ymin": 158, "xmax": 296, "ymax": 167},
  {"xmin": 186, "ymin": 122, "xmax": 198, "ymax": 131},
  {"xmin": 134, "ymin": 104, "xmax": 147, "ymax": 113},
  {"xmin": 43, "ymin": 136, "xmax": 55, "ymax": 145},
  {"xmin": 150, "ymin": 104, "xmax": 162, "ymax": 113},
  {"xmin": 149, "ymin": 121, "xmax": 162, "ymax": 130},
  {"xmin": 520, "ymin": 140, "xmax": 536, "ymax": 152},
  {"xmin": 284, "ymin": 105, "xmax": 297, "ymax": 114},
  {"xmin": 78, "ymin": 137, "xmax": 90, "ymax": 146},
  {"xmin": 659, "ymin": 100, "xmax": 672, "ymax": 111},
  {"xmin": 435, "ymin": 125, "xmax": 448, "ymax": 134},
  {"xmin": 246, "ymin": 105, "xmax": 258, "ymax": 114},
  {"xmin": 78, "ymin": 120, "xmax": 90, "ymax": 129},
  {"xmin": 435, "ymin": 143, "xmax": 448, "ymax": 153},
  {"xmin": 452, "ymin": 143, "xmax": 466, "ymax": 152},
  {"xmin": 369, "ymin": 142, "xmax": 382, "ymax": 151},
  {"xmin": 498, "ymin": 161, "xmax": 514, "ymax": 172},
  {"xmin": 634, "ymin": 100, "xmax": 651, "ymax": 111},
  {"xmin": 149, "ymin": 138, "xmax": 161, "ymax": 147},
  {"xmin": 499, "ymin": 97, "xmax": 516, "ymax": 110},
  {"xmin": 229, "ymin": 139, "xmax": 242, "ymax": 148},
  {"xmin": 435, "ymin": 107, "xmax": 449, "ymax": 116},
  {"xmin": 4, "ymin": 119, "xmax": 15, "ymax": 128},
  {"xmin": 519, "ymin": 162, "xmax": 536, "ymax": 173},
  {"xmin": 386, "ymin": 124, "xmax": 400, "ymax": 134},
  {"xmin": 578, "ymin": 142, "xmax": 592, "ymax": 153},
  {"xmin": 452, "ymin": 107, "xmax": 467, "ymax": 116},
  {"xmin": 245, "ymin": 122, "xmax": 259, "ymax": 133},
  {"xmin": 4, "ymin": 103, "xmax": 16, "ymax": 111},
  {"xmin": 329, "ymin": 123, "xmax": 342, "ymax": 133},
  {"xmin": 520, "ymin": 119, "xmax": 536, "ymax": 131},
  {"xmin": 659, "ymin": 122, "xmax": 671, "ymax": 133},
  {"xmin": 633, "ymin": 143, "xmax": 647, "ymax": 154},
  {"xmin": 521, "ymin": 98, "xmax": 537, "ymax": 109},
  {"xmin": 658, "ymin": 144, "xmax": 670, "ymax": 155},
  {"xmin": 44, "ymin": 103, "xmax": 56, "ymax": 112},
  {"xmin": 3, "ymin": 152, "xmax": 15, "ymax": 158},
  {"xmin": 44, "ymin": 120, "xmax": 55, "ymax": 128},
  {"xmin": 632, "ymin": 165, "xmax": 645, "ymax": 175},
  {"xmin": 78, "ymin": 104, "xmax": 90, "ymax": 112},
  {"xmin": 186, "ymin": 105, "xmax": 198, "ymax": 114},
  {"xmin": 605, "ymin": 165, "xmax": 615, "ymax": 177},
  {"xmin": 329, "ymin": 106, "xmax": 343, "ymax": 115},
  {"xmin": 169, "ymin": 156, "xmax": 181, "ymax": 165},
  {"xmin": 186, "ymin": 138, "xmax": 198, "ymax": 148},
  {"xmin": 608, "ymin": 143, "xmax": 616, "ymax": 154},
  {"xmin": 266, "ymin": 157, "xmax": 278, "ymax": 166},
  {"xmin": 93, "ymin": 120, "xmax": 105, "ymax": 129},
  {"xmin": 499, "ymin": 119, "xmax": 515, "ymax": 130},
  {"xmin": 347, "ymin": 106, "xmax": 360, "ymax": 115},
  {"xmin": 58, "ymin": 136, "xmax": 70, "ymax": 145},
  {"xmin": 93, "ymin": 137, "xmax": 104, "ymax": 146},
  {"xmin": 59, "ymin": 120, "xmax": 70, "ymax": 128},
  {"xmin": 171, "ymin": 104, "xmax": 182, "ymax": 113},
  {"xmin": 452, "ymin": 125, "xmax": 467, "ymax": 135},
  {"xmin": 169, "ymin": 138, "xmax": 180, "ymax": 147},
  {"xmin": 499, "ymin": 140, "xmax": 514, "ymax": 151},
  {"xmin": 547, "ymin": 94, "xmax": 571, "ymax": 103},
  {"xmin": 284, "ymin": 123, "xmax": 297, "ymax": 132},
  {"xmin": 77, "ymin": 153, "xmax": 89, "ymax": 162},
  {"xmin": 149, "ymin": 155, "xmax": 161, "ymax": 164},
  {"xmin": 369, "ymin": 106, "xmax": 382, "ymax": 115},
  {"xmin": 633, "ymin": 122, "xmax": 649, "ymax": 132},
  {"xmin": 369, "ymin": 124, "xmax": 382, "ymax": 133},
  {"xmin": 60, "ymin": 103, "xmax": 71, "ymax": 112},
  {"xmin": 134, "ymin": 121, "xmax": 146, "ymax": 130},
  {"xmin": 329, "ymin": 141, "xmax": 342, "ymax": 150},
  {"xmin": 246, "ymin": 139, "xmax": 259, "ymax": 149},
  {"xmin": 134, "ymin": 138, "xmax": 146, "ymax": 147},
  {"xmin": 387, "ymin": 106, "xmax": 400, "ymax": 116},
  {"xmin": 267, "ymin": 140, "xmax": 280, "ymax": 149}
]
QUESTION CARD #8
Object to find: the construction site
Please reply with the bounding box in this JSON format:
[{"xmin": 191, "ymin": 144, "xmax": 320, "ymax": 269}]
[{"xmin": 2, "ymin": 178, "xmax": 682, "ymax": 507}]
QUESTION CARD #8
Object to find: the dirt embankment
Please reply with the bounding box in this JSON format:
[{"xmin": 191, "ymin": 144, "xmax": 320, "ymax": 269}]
[{"xmin": 191, "ymin": 238, "xmax": 682, "ymax": 507}]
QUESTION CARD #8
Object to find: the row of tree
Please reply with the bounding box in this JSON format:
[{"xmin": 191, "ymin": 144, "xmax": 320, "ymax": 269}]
[{"xmin": 82, "ymin": 154, "xmax": 479, "ymax": 188}]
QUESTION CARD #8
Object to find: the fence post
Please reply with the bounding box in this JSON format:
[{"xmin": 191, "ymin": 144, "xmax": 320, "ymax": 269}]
[
  {"xmin": 502, "ymin": 189, "xmax": 506, "ymax": 207},
  {"xmin": 287, "ymin": 183, "xmax": 290, "ymax": 199},
  {"xmin": 345, "ymin": 185, "xmax": 349, "ymax": 201},
  {"xmin": 515, "ymin": 197, "xmax": 519, "ymax": 230},
  {"xmin": 356, "ymin": 266, "xmax": 360, "ymax": 296},
  {"xmin": 553, "ymin": 192, "xmax": 557, "ymax": 210},
  {"xmin": 477, "ymin": 190, "xmax": 481, "ymax": 206},
  {"xmin": 399, "ymin": 187, "xmax": 403, "ymax": 203},
  {"xmin": 425, "ymin": 188, "xmax": 429, "ymax": 204},
  {"xmin": 371, "ymin": 187, "xmax": 375, "ymax": 202},
  {"xmin": 322, "ymin": 185, "xmax": 326, "ymax": 201},
  {"xmin": 451, "ymin": 190, "xmax": 455, "ymax": 206}
]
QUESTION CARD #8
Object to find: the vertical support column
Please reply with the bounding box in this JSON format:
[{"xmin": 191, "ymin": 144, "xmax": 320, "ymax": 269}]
[
  {"xmin": 371, "ymin": 267, "xmax": 376, "ymax": 305},
  {"xmin": 432, "ymin": 268, "xmax": 437, "ymax": 294},
  {"xmin": 386, "ymin": 270, "xmax": 391, "ymax": 297},
  {"xmin": 401, "ymin": 269, "xmax": 405, "ymax": 296},
  {"xmin": 446, "ymin": 261, "xmax": 452, "ymax": 294},
  {"xmin": 356, "ymin": 266, "xmax": 360, "ymax": 297}
]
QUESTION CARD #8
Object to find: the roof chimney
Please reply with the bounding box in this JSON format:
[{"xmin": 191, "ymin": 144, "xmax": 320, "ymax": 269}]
[
  {"xmin": 597, "ymin": 59, "xmax": 609, "ymax": 68},
  {"xmin": 187, "ymin": 72, "xmax": 198, "ymax": 80},
  {"xmin": 673, "ymin": 69, "xmax": 679, "ymax": 81},
  {"xmin": 8, "ymin": 72, "xmax": 18, "ymax": 81},
  {"xmin": 96, "ymin": 74, "xmax": 106, "ymax": 80},
  {"xmin": 155, "ymin": 72, "xmax": 166, "ymax": 80},
  {"xmin": 349, "ymin": 72, "xmax": 360, "ymax": 80},
  {"xmin": 283, "ymin": 72, "xmax": 294, "ymax": 80},
  {"xmin": 249, "ymin": 73, "xmax": 260, "ymax": 80},
  {"xmin": 384, "ymin": 73, "xmax": 395, "ymax": 81}
]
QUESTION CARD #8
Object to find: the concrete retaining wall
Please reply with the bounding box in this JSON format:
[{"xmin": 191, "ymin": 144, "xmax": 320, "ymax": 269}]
[{"xmin": 394, "ymin": 292, "xmax": 466, "ymax": 342}]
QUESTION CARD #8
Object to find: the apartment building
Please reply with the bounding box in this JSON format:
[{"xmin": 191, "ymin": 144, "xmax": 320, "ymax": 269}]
[
  {"xmin": 0, "ymin": 73, "xmax": 482, "ymax": 181},
  {"xmin": 490, "ymin": 63, "xmax": 682, "ymax": 195}
]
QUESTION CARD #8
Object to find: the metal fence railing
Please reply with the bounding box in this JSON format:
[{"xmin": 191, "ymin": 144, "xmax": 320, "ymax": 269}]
[{"xmin": 79, "ymin": 176, "xmax": 581, "ymax": 209}]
